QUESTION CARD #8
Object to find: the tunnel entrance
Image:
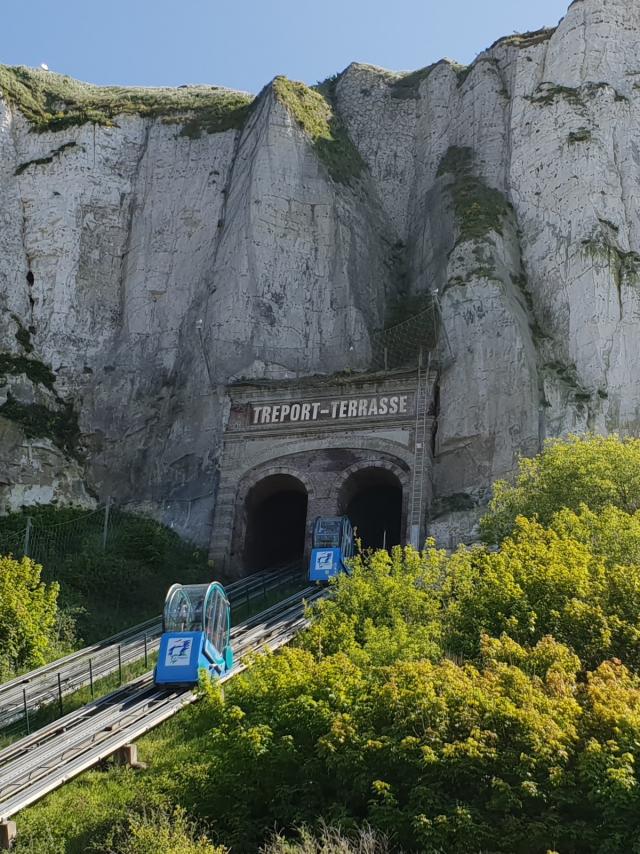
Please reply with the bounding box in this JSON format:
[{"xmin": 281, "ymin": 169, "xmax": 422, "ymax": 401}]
[
  {"xmin": 243, "ymin": 474, "xmax": 308, "ymax": 572},
  {"xmin": 339, "ymin": 468, "xmax": 403, "ymax": 550}
]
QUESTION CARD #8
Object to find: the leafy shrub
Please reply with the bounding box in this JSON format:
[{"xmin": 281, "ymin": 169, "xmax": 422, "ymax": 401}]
[
  {"xmin": 481, "ymin": 434, "xmax": 640, "ymax": 543},
  {"xmin": 0, "ymin": 554, "xmax": 60, "ymax": 677},
  {"xmin": 103, "ymin": 807, "xmax": 225, "ymax": 854},
  {"xmin": 189, "ymin": 634, "xmax": 640, "ymax": 853},
  {"xmin": 440, "ymin": 505, "xmax": 640, "ymax": 669},
  {"xmin": 263, "ymin": 823, "xmax": 394, "ymax": 853}
]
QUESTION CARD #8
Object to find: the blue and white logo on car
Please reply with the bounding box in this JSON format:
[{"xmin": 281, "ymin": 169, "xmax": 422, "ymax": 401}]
[{"xmin": 165, "ymin": 637, "xmax": 193, "ymax": 666}]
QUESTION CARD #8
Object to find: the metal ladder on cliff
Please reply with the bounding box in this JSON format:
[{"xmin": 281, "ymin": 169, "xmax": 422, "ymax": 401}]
[{"xmin": 409, "ymin": 350, "xmax": 431, "ymax": 549}]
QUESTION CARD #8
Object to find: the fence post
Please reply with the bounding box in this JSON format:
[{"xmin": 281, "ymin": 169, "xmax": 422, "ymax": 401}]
[
  {"xmin": 57, "ymin": 673, "xmax": 63, "ymax": 717},
  {"xmin": 102, "ymin": 497, "xmax": 111, "ymax": 551},
  {"xmin": 144, "ymin": 634, "xmax": 148, "ymax": 668},
  {"xmin": 22, "ymin": 688, "xmax": 30, "ymax": 735},
  {"xmin": 118, "ymin": 645, "xmax": 123, "ymax": 685},
  {"xmin": 89, "ymin": 659, "xmax": 94, "ymax": 699},
  {"xmin": 24, "ymin": 516, "xmax": 32, "ymax": 557}
]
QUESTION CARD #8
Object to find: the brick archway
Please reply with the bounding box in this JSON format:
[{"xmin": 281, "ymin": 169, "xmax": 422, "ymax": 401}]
[
  {"xmin": 333, "ymin": 459, "xmax": 410, "ymax": 547},
  {"xmin": 230, "ymin": 465, "xmax": 315, "ymax": 574},
  {"xmin": 331, "ymin": 458, "xmax": 410, "ymax": 502}
]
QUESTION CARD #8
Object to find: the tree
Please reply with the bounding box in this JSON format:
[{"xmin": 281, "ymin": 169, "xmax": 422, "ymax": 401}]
[
  {"xmin": 481, "ymin": 434, "xmax": 640, "ymax": 543},
  {"xmin": 0, "ymin": 554, "xmax": 60, "ymax": 677},
  {"xmin": 443, "ymin": 509, "xmax": 640, "ymax": 670}
]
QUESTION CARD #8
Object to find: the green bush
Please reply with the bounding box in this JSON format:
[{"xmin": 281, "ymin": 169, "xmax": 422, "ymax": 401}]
[
  {"xmin": 0, "ymin": 506, "xmax": 211, "ymax": 642},
  {"xmin": 103, "ymin": 807, "xmax": 225, "ymax": 854},
  {"xmin": 263, "ymin": 823, "xmax": 394, "ymax": 853},
  {"xmin": 481, "ymin": 434, "xmax": 640, "ymax": 543},
  {"xmin": 0, "ymin": 554, "xmax": 60, "ymax": 677},
  {"xmin": 442, "ymin": 509, "xmax": 640, "ymax": 668}
]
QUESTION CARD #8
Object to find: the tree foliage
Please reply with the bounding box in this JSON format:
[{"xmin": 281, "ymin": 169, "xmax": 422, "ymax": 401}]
[
  {"xmin": 481, "ymin": 434, "xmax": 640, "ymax": 542},
  {"xmin": 0, "ymin": 554, "xmax": 60, "ymax": 677},
  {"xmin": 18, "ymin": 435, "xmax": 640, "ymax": 853},
  {"xmin": 161, "ymin": 503, "xmax": 640, "ymax": 852}
]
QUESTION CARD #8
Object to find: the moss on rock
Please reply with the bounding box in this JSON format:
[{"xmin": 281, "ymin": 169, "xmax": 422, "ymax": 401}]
[
  {"xmin": 15, "ymin": 141, "xmax": 77, "ymax": 175},
  {"xmin": 0, "ymin": 394, "xmax": 80, "ymax": 457},
  {"xmin": 272, "ymin": 76, "xmax": 364, "ymax": 185},
  {"xmin": 437, "ymin": 146, "xmax": 511, "ymax": 245},
  {"xmin": 0, "ymin": 65, "xmax": 253, "ymax": 135},
  {"xmin": 0, "ymin": 352, "xmax": 56, "ymax": 390}
]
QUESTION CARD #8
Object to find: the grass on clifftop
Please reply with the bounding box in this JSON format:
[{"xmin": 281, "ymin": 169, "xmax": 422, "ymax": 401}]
[
  {"xmin": 272, "ymin": 76, "xmax": 365, "ymax": 185},
  {"xmin": 0, "ymin": 65, "xmax": 253, "ymax": 135},
  {"xmin": 437, "ymin": 145, "xmax": 511, "ymax": 245}
]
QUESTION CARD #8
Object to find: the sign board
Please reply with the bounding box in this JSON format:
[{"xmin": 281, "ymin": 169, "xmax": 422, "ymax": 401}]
[
  {"xmin": 249, "ymin": 393, "xmax": 412, "ymax": 427},
  {"xmin": 309, "ymin": 547, "xmax": 342, "ymax": 581},
  {"xmin": 165, "ymin": 637, "xmax": 193, "ymax": 666}
]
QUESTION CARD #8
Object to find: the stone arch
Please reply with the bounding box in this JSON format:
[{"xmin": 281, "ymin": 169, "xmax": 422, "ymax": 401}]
[
  {"xmin": 235, "ymin": 463, "xmax": 316, "ymax": 508},
  {"xmin": 331, "ymin": 458, "xmax": 410, "ymax": 503},
  {"xmin": 231, "ymin": 464, "xmax": 314, "ymax": 574},
  {"xmin": 333, "ymin": 458, "xmax": 409, "ymax": 548}
]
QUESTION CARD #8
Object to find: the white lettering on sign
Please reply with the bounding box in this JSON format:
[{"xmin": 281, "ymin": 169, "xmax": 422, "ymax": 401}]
[{"xmin": 250, "ymin": 394, "xmax": 412, "ymax": 426}]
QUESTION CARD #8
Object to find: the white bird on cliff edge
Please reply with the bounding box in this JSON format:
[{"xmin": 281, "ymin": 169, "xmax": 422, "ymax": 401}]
[{"xmin": 40, "ymin": 63, "xmax": 49, "ymax": 71}]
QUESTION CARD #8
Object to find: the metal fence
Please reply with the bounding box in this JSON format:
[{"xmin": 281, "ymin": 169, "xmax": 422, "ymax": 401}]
[{"xmin": 0, "ymin": 501, "xmax": 157, "ymax": 573}]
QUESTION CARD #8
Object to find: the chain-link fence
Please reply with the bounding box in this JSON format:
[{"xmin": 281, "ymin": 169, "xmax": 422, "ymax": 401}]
[
  {"xmin": 371, "ymin": 298, "xmax": 442, "ymax": 371},
  {"xmin": 0, "ymin": 502, "xmax": 156, "ymax": 575},
  {"xmin": 205, "ymin": 291, "xmax": 447, "ymax": 380}
]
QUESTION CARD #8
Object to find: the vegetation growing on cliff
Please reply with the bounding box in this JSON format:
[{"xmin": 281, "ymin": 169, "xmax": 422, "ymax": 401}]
[
  {"xmin": 0, "ymin": 352, "xmax": 56, "ymax": 390},
  {"xmin": 14, "ymin": 141, "xmax": 78, "ymax": 175},
  {"xmin": 0, "ymin": 66, "xmax": 253, "ymax": 135},
  {"xmin": 390, "ymin": 59, "xmax": 470, "ymax": 99},
  {"xmin": 527, "ymin": 82, "xmax": 585, "ymax": 108},
  {"xmin": 0, "ymin": 395, "xmax": 81, "ymax": 457},
  {"xmin": 272, "ymin": 76, "xmax": 365, "ymax": 185},
  {"xmin": 491, "ymin": 27, "xmax": 556, "ymax": 50},
  {"xmin": 581, "ymin": 237, "xmax": 640, "ymax": 295},
  {"xmin": 437, "ymin": 146, "xmax": 511, "ymax": 245}
]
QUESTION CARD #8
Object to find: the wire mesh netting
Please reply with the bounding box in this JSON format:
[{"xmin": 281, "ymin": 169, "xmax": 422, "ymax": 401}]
[
  {"xmin": 208, "ymin": 293, "xmax": 447, "ymax": 381},
  {"xmin": 0, "ymin": 503, "xmax": 165, "ymax": 576},
  {"xmin": 371, "ymin": 298, "xmax": 442, "ymax": 371}
]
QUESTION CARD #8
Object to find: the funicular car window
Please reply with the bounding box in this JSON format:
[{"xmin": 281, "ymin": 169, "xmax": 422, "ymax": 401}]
[
  {"xmin": 212, "ymin": 591, "xmax": 227, "ymax": 651},
  {"xmin": 315, "ymin": 518, "xmax": 341, "ymax": 547}
]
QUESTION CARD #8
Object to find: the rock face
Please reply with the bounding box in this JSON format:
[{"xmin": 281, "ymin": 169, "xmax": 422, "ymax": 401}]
[{"xmin": 1, "ymin": 0, "xmax": 639, "ymax": 545}]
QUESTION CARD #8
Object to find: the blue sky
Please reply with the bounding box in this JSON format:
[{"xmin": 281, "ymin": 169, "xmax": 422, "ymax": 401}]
[{"xmin": 3, "ymin": 0, "xmax": 571, "ymax": 93}]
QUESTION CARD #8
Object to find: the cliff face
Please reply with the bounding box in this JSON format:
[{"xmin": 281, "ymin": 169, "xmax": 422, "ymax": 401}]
[{"xmin": 1, "ymin": 0, "xmax": 639, "ymax": 544}]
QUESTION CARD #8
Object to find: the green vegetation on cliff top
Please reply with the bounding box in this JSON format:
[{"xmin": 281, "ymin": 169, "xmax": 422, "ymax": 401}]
[
  {"xmin": 0, "ymin": 65, "xmax": 253, "ymax": 135},
  {"xmin": 273, "ymin": 76, "xmax": 365, "ymax": 185}
]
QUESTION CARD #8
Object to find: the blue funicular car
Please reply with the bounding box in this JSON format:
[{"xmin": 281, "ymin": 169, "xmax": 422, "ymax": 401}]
[
  {"xmin": 155, "ymin": 581, "xmax": 233, "ymax": 687},
  {"xmin": 308, "ymin": 516, "xmax": 355, "ymax": 582}
]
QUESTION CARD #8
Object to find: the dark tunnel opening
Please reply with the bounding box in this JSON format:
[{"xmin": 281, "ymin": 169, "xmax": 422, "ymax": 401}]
[
  {"xmin": 243, "ymin": 474, "xmax": 308, "ymax": 572},
  {"xmin": 340, "ymin": 468, "xmax": 403, "ymax": 550}
]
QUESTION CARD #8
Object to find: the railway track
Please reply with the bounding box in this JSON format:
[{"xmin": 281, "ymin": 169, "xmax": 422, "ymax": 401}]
[
  {"xmin": 0, "ymin": 565, "xmax": 303, "ymax": 731},
  {"xmin": 0, "ymin": 585, "xmax": 324, "ymax": 824}
]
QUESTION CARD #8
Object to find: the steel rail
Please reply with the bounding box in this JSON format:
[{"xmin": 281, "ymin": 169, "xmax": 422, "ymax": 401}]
[
  {"xmin": 0, "ymin": 592, "xmax": 317, "ymax": 797},
  {"xmin": 0, "ymin": 565, "xmax": 303, "ymax": 730},
  {"xmin": 0, "ymin": 585, "xmax": 324, "ymax": 822}
]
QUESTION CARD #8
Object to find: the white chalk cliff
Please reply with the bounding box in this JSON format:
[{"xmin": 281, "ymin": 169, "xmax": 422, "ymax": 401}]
[{"xmin": 0, "ymin": 0, "xmax": 638, "ymax": 544}]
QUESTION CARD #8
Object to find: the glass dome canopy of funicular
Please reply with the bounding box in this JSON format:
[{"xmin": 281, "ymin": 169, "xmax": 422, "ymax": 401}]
[{"xmin": 155, "ymin": 581, "xmax": 233, "ymax": 686}]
